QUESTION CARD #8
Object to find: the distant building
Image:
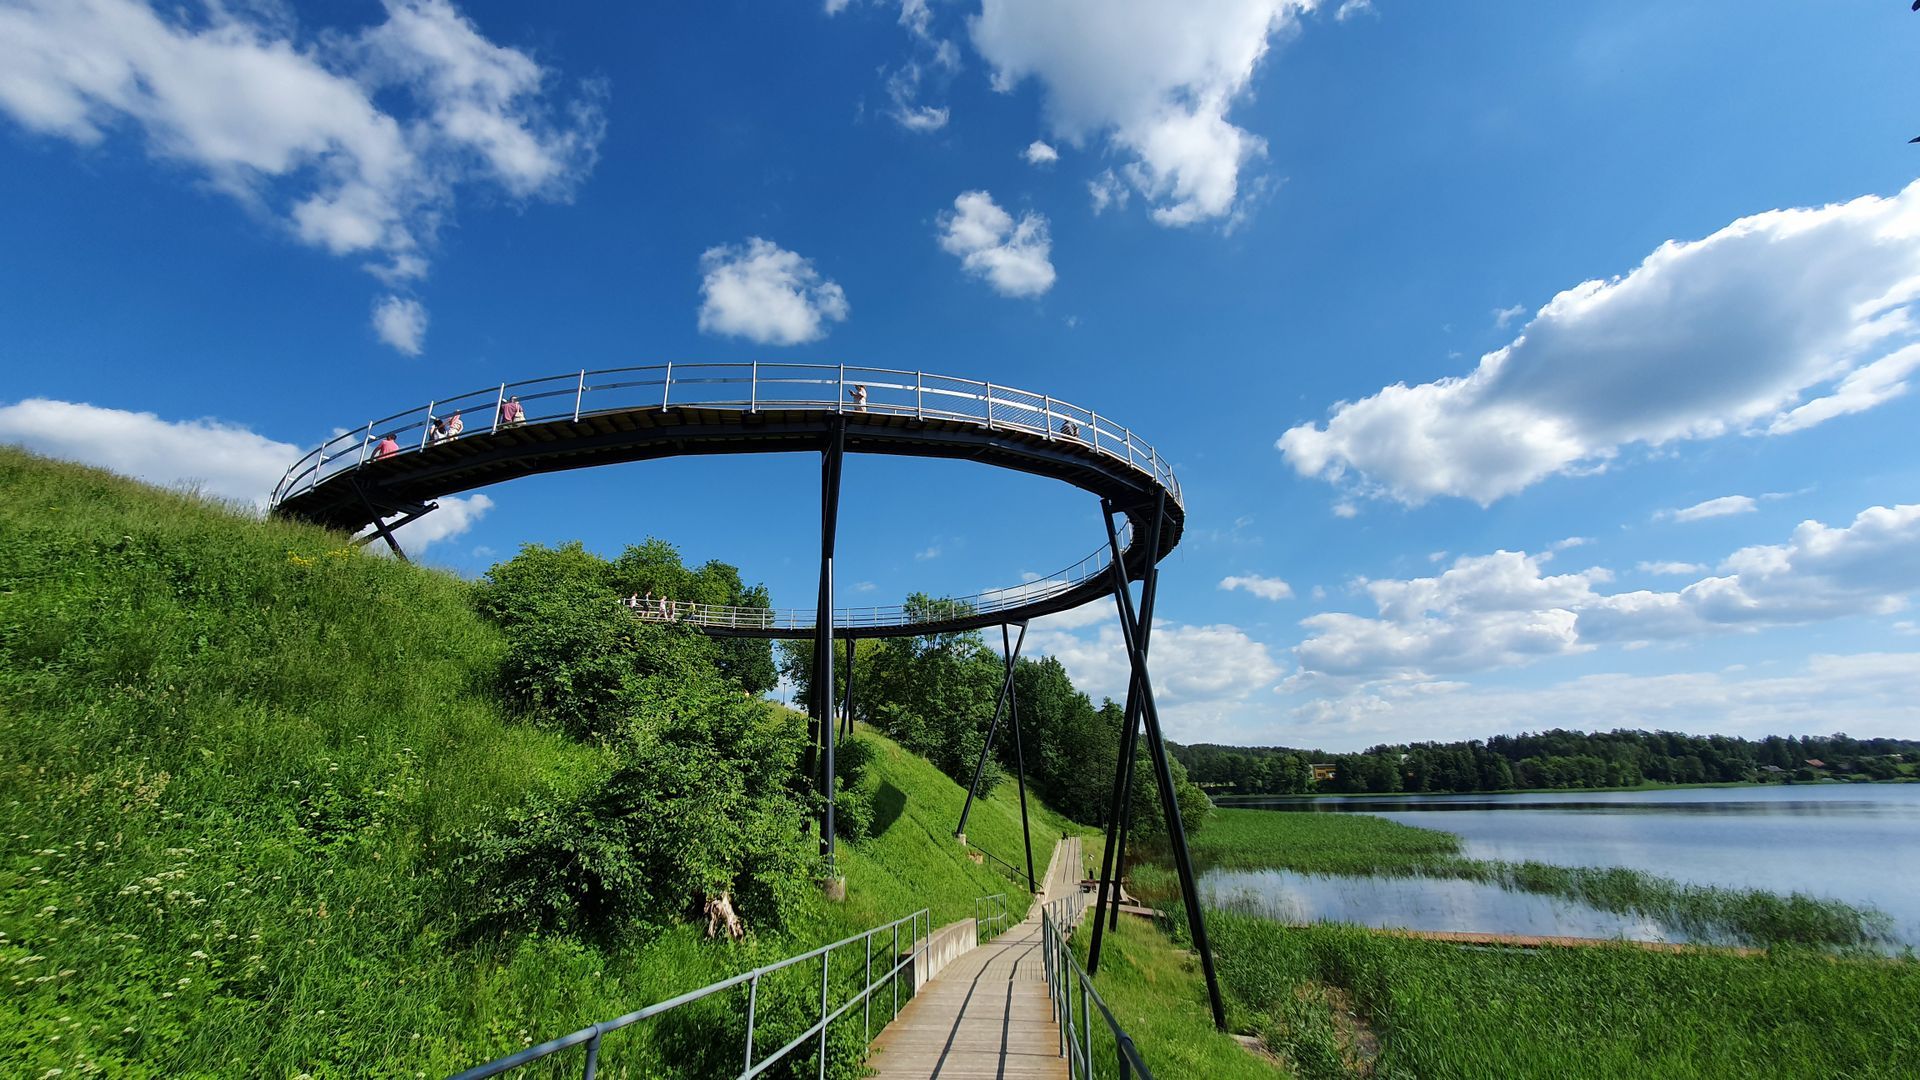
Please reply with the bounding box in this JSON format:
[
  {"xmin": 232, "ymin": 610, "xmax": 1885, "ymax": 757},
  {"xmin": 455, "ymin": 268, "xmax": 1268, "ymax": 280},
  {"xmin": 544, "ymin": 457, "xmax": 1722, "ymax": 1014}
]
[
  {"xmin": 1760, "ymin": 765, "xmax": 1785, "ymax": 775},
  {"xmin": 1310, "ymin": 762, "xmax": 1338, "ymax": 784},
  {"xmin": 1804, "ymin": 758, "xmax": 1827, "ymax": 769}
]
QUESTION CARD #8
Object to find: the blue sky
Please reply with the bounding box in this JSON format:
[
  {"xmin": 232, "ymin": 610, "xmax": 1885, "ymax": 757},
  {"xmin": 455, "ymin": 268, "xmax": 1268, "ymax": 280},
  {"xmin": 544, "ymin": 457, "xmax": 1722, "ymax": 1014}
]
[{"xmin": 3, "ymin": 0, "xmax": 1919, "ymax": 750}]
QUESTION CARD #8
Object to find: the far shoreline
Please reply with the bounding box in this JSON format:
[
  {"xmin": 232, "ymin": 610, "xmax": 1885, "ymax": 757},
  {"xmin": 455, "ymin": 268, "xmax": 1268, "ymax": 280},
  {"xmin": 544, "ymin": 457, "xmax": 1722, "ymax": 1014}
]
[{"xmin": 1213, "ymin": 776, "xmax": 1918, "ymax": 803}]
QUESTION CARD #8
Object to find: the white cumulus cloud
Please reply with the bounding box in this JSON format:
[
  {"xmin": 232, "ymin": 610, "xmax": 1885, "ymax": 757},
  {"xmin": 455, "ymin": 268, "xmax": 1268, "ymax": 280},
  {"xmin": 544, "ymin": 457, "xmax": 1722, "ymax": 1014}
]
[
  {"xmin": 1294, "ymin": 502, "xmax": 1920, "ymax": 680},
  {"xmin": 1279, "ymin": 183, "xmax": 1920, "ymax": 505},
  {"xmin": 0, "ymin": 0, "xmax": 603, "ymax": 352},
  {"xmin": 971, "ymin": 0, "xmax": 1311, "ymax": 228},
  {"xmin": 697, "ymin": 238, "xmax": 849, "ymax": 346},
  {"xmin": 1027, "ymin": 618, "xmax": 1287, "ymax": 741},
  {"xmin": 0, "ymin": 0, "xmax": 603, "ymax": 271},
  {"xmin": 355, "ymin": 493, "xmax": 491, "ymax": 553},
  {"xmin": 1023, "ymin": 139, "xmax": 1058, "ymax": 165},
  {"xmin": 937, "ymin": 190, "xmax": 1056, "ymax": 298},
  {"xmin": 371, "ymin": 295, "xmax": 428, "ymax": 356},
  {"xmin": 0, "ymin": 397, "xmax": 298, "ymax": 506},
  {"xmin": 1221, "ymin": 573, "xmax": 1294, "ymax": 600}
]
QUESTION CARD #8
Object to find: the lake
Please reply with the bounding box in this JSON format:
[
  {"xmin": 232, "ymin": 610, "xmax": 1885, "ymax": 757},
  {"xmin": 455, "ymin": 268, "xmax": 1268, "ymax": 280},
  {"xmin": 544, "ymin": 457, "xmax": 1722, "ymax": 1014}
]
[{"xmin": 1206, "ymin": 783, "xmax": 1920, "ymax": 948}]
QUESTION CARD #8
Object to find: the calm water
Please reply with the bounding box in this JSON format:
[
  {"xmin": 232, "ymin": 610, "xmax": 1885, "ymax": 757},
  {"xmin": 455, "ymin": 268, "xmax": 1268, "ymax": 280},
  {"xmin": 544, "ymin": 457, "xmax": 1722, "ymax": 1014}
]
[{"xmin": 1212, "ymin": 783, "xmax": 1920, "ymax": 947}]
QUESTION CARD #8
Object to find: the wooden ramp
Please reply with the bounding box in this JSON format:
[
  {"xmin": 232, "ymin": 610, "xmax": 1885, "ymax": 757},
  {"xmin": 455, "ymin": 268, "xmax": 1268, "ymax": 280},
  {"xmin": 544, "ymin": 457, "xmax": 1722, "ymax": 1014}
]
[{"xmin": 866, "ymin": 839, "xmax": 1082, "ymax": 1080}]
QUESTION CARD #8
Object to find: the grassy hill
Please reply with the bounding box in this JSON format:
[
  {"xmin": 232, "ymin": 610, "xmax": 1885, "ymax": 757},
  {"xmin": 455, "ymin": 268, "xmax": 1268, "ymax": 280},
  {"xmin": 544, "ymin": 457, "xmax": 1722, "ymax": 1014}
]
[{"xmin": 0, "ymin": 448, "xmax": 1078, "ymax": 1077}]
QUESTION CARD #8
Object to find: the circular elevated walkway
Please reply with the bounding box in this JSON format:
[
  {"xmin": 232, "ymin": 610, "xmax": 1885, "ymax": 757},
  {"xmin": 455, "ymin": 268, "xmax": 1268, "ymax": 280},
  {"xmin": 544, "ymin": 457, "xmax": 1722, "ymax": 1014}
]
[{"xmin": 270, "ymin": 364, "xmax": 1184, "ymax": 637}]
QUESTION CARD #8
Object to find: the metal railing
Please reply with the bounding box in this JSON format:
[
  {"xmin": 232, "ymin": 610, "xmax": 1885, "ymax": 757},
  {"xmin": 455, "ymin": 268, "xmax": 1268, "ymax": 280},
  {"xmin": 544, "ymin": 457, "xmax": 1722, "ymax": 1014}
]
[
  {"xmin": 612, "ymin": 515, "xmax": 1133, "ymax": 633},
  {"xmin": 1041, "ymin": 890, "xmax": 1153, "ymax": 1080},
  {"xmin": 271, "ymin": 363, "xmax": 1182, "ymax": 510},
  {"xmin": 449, "ymin": 908, "xmax": 932, "ymax": 1080},
  {"xmin": 975, "ymin": 893, "xmax": 1014, "ymax": 945},
  {"xmin": 965, "ymin": 840, "xmax": 1029, "ymax": 885}
]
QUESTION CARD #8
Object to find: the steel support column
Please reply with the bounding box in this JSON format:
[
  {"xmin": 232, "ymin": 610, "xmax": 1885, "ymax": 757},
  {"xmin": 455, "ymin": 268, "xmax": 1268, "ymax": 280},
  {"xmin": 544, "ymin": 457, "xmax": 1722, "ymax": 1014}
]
[
  {"xmin": 840, "ymin": 635, "xmax": 856, "ymax": 739},
  {"xmin": 1088, "ymin": 491, "xmax": 1163, "ymax": 971},
  {"xmin": 813, "ymin": 420, "xmax": 845, "ymax": 869},
  {"xmin": 954, "ymin": 620, "xmax": 1027, "ymax": 843},
  {"xmin": 1003, "ymin": 622, "xmax": 1037, "ymax": 893},
  {"xmin": 1098, "ymin": 497, "xmax": 1227, "ymax": 1031}
]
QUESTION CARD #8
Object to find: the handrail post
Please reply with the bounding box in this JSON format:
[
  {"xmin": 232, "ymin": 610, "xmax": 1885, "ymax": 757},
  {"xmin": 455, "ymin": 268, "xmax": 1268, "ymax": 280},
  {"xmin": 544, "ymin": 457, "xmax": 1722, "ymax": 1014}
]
[
  {"xmin": 985, "ymin": 383, "xmax": 995, "ymax": 430},
  {"xmin": 744, "ymin": 973, "xmax": 760, "ymax": 1073},
  {"xmin": 818, "ymin": 949, "xmax": 831, "ymax": 1080},
  {"xmin": 1044, "ymin": 395, "xmax": 1054, "ymax": 440},
  {"xmin": 663, "ymin": 361, "xmax": 672, "ymax": 409},
  {"xmin": 915, "ymin": 371, "xmax": 923, "ymax": 419},
  {"xmin": 358, "ymin": 422, "xmax": 373, "ymax": 465},
  {"xmin": 492, "ymin": 384, "xmax": 505, "ymax": 434},
  {"xmin": 420, "ymin": 401, "xmax": 436, "ymax": 449},
  {"xmin": 751, "ymin": 360, "xmax": 758, "ymax": 412},
  {"xmin": 838, "ymin": 363, "xmax": 845, "ymax": 413},
  {"xmin": 582, "ymin": 1030, "xmax": 601, "ymax": 1080},
  {"xmin": 574, "ymin": 369, "xmax": 586, "ymax": 421},
  {"xmin": 864, "ymin": 932, "xmax": 873, "ymax": 1043}
]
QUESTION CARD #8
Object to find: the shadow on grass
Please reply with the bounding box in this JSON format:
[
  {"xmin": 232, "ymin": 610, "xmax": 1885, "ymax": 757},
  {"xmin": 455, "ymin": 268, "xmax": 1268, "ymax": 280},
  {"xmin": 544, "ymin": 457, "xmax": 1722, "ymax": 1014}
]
[{"xmin": 872, "ymin": 781, "xmax": 907, "ymax": 837}]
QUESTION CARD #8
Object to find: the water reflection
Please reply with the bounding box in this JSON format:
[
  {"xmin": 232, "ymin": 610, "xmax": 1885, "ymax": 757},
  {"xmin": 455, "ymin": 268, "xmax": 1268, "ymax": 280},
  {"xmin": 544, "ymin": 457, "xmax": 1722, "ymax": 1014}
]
[
  {"xmin": 1223, "ymin": 783, "xmax": 1920, "ymax": 948},
  {"xmin": 1201, "ymin": 867, "xmax": 1685, "ymax": 943}
]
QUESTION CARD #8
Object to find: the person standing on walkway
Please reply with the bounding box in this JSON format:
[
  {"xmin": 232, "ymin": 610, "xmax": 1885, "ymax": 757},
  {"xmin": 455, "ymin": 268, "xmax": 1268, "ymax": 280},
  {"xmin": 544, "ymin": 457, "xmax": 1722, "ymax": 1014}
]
[
  {"xmin": 372, "ymin": 433, "xmax": 400, "ymax": 459},
  {"xmin": 848, "ymin": 383, "xmax": 867, "ymax": 412},
  {"xmin": 500, "ymin": 396, "xmax": 525, "ymax": 427}
]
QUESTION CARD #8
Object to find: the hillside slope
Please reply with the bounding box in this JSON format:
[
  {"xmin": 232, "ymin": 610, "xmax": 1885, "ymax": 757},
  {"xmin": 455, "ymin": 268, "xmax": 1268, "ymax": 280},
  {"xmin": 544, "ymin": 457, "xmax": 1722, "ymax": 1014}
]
[{"xmin": 0, "ymin": 448, "xmax": 1082, "ymax": 1077}]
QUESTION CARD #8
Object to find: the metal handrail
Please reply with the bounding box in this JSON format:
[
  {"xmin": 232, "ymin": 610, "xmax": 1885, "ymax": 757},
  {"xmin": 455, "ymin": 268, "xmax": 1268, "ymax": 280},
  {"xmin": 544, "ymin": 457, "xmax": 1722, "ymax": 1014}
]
[
  {"xmin": 965, "ymin": 840, "xmax": 1029, "ymax": 886},
  {"xmin": 270, "ymin": 363, "xmax": 1183, "ymax": 512},
  {"xmin": 1042, "ymin": 890, "xmax": 1153, "ymax": 1080},
  {"xmin": 615, "ymin": 518, "xmax": 1132, "ymax": 633},
  {"xmin": 976, "ymin": 893, "xmax": 1012, "ymax": 945},
  {"xmin": 449, "ymin": 907, "xmax": 932, "ymax": 1080}
]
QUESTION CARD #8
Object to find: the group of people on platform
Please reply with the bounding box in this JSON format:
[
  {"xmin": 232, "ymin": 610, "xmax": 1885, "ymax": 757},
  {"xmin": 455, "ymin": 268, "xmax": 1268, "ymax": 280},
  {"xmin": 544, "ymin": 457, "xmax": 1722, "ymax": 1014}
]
[
  {"xmin": 368, "ymin": 397, "xmax": 523, "ymax": 461},
  {"xmin": 627, "ymin": 591, "xmax": 698, "ymax": 621}
]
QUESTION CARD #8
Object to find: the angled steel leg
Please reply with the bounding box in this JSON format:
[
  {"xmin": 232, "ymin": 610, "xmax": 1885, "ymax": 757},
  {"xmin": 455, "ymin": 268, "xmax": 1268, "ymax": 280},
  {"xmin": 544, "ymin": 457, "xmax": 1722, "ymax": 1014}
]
[
  {"xmin": 1099, "ymin": 497, "xmax": 1227, "ymax": 1031},
  {"xmin": 954, "ymin": 621, "xmax": 1027, "ymax": 842},
  {"xmin": 1004, "ymin": 622, "xmax": 1037, "ymax": 893},
  {"xmin": 1089, "ymin": 490, "xmax": 1163, "ymax": 972}
]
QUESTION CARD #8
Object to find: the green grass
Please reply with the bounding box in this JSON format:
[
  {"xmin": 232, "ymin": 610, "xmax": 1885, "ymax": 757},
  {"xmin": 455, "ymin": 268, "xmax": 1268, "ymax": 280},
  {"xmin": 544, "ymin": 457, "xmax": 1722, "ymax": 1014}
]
[
  {"xmin": 1212, "ymin": 914, "xmax": 1920, "ymax": 1080},
  {"xmin": 1065, "ymin": 914, "xmax": 1282, "ymax": 1079},
  {"xmin": 1185, "ymin": 808, "xmax": 1892, "ymax": 949},
  {"xmin": 0, "ymin": 448, "xmax": 1086, "ymax": 1078}
]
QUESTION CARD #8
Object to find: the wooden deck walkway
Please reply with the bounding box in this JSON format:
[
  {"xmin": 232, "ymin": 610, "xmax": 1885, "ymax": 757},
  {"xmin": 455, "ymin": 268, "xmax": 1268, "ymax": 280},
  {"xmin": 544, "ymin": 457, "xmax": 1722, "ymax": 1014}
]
[{"xmin": 866, "ymin": 838, "xmax": 1083, "ymax": 1080}]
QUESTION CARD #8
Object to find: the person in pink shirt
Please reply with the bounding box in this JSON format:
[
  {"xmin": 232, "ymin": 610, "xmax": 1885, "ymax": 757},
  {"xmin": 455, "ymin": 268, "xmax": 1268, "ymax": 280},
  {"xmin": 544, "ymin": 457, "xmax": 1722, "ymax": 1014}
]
[
  {"xmin": 499, "ymin": 395, "xmax": 525, "ymax": 427},
  {"xmin": 372, "ymin": 433, "xmax": 400, "ymax": 459}
]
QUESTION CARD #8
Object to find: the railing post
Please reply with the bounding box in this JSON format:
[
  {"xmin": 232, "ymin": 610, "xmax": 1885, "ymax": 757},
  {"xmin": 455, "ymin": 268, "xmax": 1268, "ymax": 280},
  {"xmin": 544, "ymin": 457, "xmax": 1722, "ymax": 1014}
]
[
  {"xmin": 915, "ymin": 371, "xmax": 923, "ymax": 419},
  {"xmin": 892, "ymin": 922, "xmax": 900, "ymax": 1018},
  {"xmin": 864, "ymin": 932, "xmax": 873, "ymax": 1043},
  {"xmin": 582, "ymin": 1030, "xmax": 601, "ymax": 1080},
  {"xmin": 751, "ymin": 360, "xmax": 758, "ymax": 412},
  {"xmin": 985, "ymin": 383, "xmax": 995, "ymax": 429},
  {"xmin": 420, "ymin": 401, "xmax": 436, "ymax": 449},
  {"xmin": 818, "ymin": 949, "xmax": 831, "ymax": 1080},
  {"xmin": 1044, "ymin": 395, "xmax": 1054, "ymax": 440},
  {"xmin": 838, "ymin": 363, "xmax": 845, "ymax": 412},
  {"xmin": 358, "ymin": 422, "xmax": 373, "ymax": 465},
  {"xmin": 492, "ymin": 384, "xmax": 505, "ymax": 434},
  {"xmin": 744, "ymin": 973, "xmax": 760, "ymax": 1073},
  {"xmin": 574, "ymin": 369, "xmax": 586, "ymax": 421}
]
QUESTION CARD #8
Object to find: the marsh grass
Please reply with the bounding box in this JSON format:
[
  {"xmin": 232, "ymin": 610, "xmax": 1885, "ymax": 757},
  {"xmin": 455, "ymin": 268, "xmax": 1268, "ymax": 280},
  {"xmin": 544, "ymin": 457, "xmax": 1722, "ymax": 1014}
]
[
  {"xmin": 1184, "ymin": 808, "xmax": 1893, "ymax": 949},
  {"xmin": 0, "ymin": 449, "xmax": 1076, "ymax": 1078},
  {"xmin": 1212, "ymin": 914, "xmax": 1920, "ymax": 1079}
]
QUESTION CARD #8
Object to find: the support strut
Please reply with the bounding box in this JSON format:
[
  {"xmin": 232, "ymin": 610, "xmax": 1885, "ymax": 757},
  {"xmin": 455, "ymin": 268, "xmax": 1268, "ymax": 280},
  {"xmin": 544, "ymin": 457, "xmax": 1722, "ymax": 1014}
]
[
  {"xmin": 346, "ymin": 479, "xmax": 437, "ymax": 563},
  {"xmin": 812, "ymin": 419, "xmax": 845, "ymax": 870},
  {"xmin": 1089, "ymin": 490, "xmax": 1164, "ymax": 971},
  {"xmin": 1098, "ymin": 497, "xmax": 1226, "ymax": 1031},
  {"xmin": 954, "ymin": 620, "xmax": 1027, "ymax": 848},
  {"xmin": 840, "ymin": 635, "xmax": 856, "ymax": 739},
  {"xmin": 1004, "ymin": 622, "xmax": 1037, "ymax": 893}
]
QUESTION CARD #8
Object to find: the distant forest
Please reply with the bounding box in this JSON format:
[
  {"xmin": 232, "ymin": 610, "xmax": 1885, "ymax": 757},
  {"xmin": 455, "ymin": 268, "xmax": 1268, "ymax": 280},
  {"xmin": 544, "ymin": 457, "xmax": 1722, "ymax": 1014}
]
[{"xmin": 1173, "ymin": 730, "xmax": 1920, "ymax": 796}]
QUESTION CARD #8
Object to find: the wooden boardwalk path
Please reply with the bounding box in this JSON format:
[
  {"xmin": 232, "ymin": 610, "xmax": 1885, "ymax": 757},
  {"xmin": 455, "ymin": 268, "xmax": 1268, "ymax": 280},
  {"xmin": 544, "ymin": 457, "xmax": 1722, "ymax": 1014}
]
[{"xmin": 866, "ymin": 838, "xmax": 1083, "ymax": 1080}]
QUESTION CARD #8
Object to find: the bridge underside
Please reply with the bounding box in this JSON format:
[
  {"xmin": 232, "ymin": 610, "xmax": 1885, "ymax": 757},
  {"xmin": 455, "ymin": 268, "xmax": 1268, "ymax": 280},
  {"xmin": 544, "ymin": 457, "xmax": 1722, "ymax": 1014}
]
[{"xmin": 274, "ymin": 405, "xmax": 1183, "ymax": 638}]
